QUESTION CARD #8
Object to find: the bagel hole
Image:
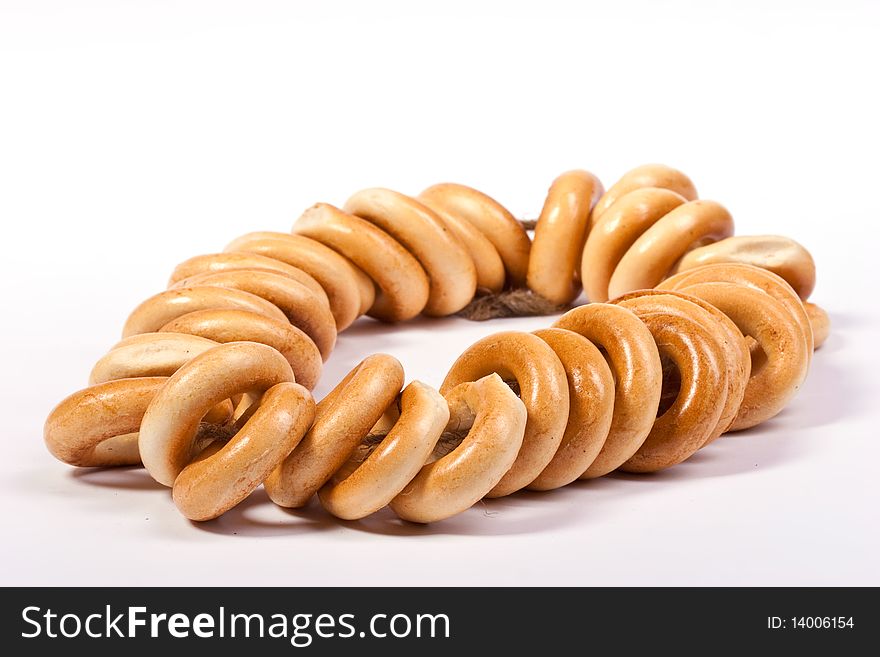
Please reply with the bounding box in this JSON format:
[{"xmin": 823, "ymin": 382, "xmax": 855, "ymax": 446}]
[
  {"xmin": 503, "ymin": 378, "xmax": 521, "ymax": 397},
  {"xmin": 191, "ymin": 421, "xmax": 238, "ymax": 462},
  {"xmin": 370, "ymin": 403, "xmax": 401, "ymax": 436},
  {"xmin": 354, "ymin": 428, "xmax": 470, "ymax": 467},
  {"xmin": 746, "ymin": 336, "xmax": 768, "ymax": 375},
  {"xmin": 227, "ymin": 393, "xmax": 260, "ymax": 422},
  {"xmin": 657, "ymin": 353, "xmax": 682, "ymax": 417},
  {"xmin": 683, "ymin": 236, "xmax": 717, "ymax": 257},
  {"xmin": 341, "ymin": 401, "xmax": 405, "ymax": 472},
  {"xmin": 351, "ymin": 378, "xmax": 519, "ymax": 469},
  {"xmin": 348, "ymin": 395, "xmax": 471, "ymax": 472},
  {"xmin": 344, "ymin": 433, "xmax": 386, "ymax": 470},
  {"xmin": 595, "ymin": 347, "xmax": 618, "ymax": 385},
  {"xmin": 191, "ymin": 393, "xmax": 261, "ymax": 459},
  {"xmin": 428, "ymin": 431, "xmax": 470, "ymax": 462}
]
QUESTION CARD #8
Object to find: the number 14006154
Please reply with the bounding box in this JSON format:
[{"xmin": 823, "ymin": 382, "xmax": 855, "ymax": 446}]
[{"xmin": 768, "ymin": 617, "xmax": 854, "ymax": 630}]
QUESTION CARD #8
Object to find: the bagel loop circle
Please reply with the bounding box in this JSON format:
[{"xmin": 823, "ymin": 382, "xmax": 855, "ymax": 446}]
[{"xmin": 43, "ymin": 164, "xmax": 828, "ymax": 523}]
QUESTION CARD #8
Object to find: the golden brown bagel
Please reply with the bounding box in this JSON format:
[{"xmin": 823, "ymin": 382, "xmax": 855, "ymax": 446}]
[
  {"xmin": 674, "ymin": 235, "xmax": 816, "ymax": 300},
  {"xmin": 611, "ymin": 293, "xmax": 732, "ymax": 472},
  {"xmin": 591, "ymin": 164, "xmax": 698, "ymax": 221},
  {"xmin": 294, "ymin": 203, "xmax": 430, "ymax": 322},
  {"xmin": 418, "ymin": 182, "xmax": 530, "ymax": 287},
  {"xmin": 344, "ymin": 188, "xmax": 477, "ymax": 316},
  {"xmin": 553, "ymin": 304, "xmax": 663, "ymax": 477},
  {"xmin": 528, "ymin": 328, "xmax": 614, "ymax": 490},
  {"xmin": 138, "ymin": 342, "xmax": 300, "ymax": 488},
  {"xmin": 390, "ymin": 374, "xmax": 527, "ymax": 523},
  {"xmin": 45, "ymin": 377, "xmax": 169, "ymax": 468},
  {"xmin": 319, "ymin": 381, "xmax": 449, "ymax": 520},
  {"xmin": 265, "ymin": 354, "xmax": 405, "ymax": 508},
  {"xmin": 528, "ymin": 170, "xmax": 603, "ymax": 305},
  {"xmin": 225, "ymin": 231, "xmax": 374, "ymax": 329},
  {"xmin": 167, "ymin": 269, "xmax": 336, "ymax": 360},
  {"xmin": 441, "ymin": 331, "xmax": 569, "ymax": 496}
]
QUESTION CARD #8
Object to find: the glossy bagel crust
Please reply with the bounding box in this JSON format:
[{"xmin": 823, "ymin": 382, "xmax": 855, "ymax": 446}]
[
  {"xmin": 344, "ymin": 188, "xmax": 478, "ymax": 316},
  {"xmin": 612, "ymin": 293, "xmax": 731, "ymax": 472},
  {"xmin": 138, "ymin": 342, "xmax": 298, "ymax": 487},
  {"xmin": 45, "ymin": 377, "xmax": 170, "ymax": 467},
  {"xmin": 528, "ymin": 170, "xmax": 604, "ymax": 304},
  {"xmin": 440, "ymin": 331, "xmax": 569, "ymax": 496},
  {"xmin": 553, "ymin": 304, "xmax": 663, "ymax": 477},
  {"xmin": 319, "ymin": 381, "xmax": 449, "ymax": 521},
  {"xmin": 224, "ymin": 231, "xmax": 374, "ymax": 329},
  {"xmin": 610, "ymin": 289, "xmax": 750, "ymax": 439},
  {"xmin": 390, "ymin": 374, "xmax": 527, "ymax": 523},
  {"xmin": 528, "ymin": 328, "xmax": 614, "ymax": 490},
  {"xmin": 418, "ymin": 182, "xmax": 531, "ymax": 287},
  {"xmin": 294, "ymin": 204, "xmax": 430, "ymax": 322},
  {"xmin": 591, "ymin": 164, "xmax": 698, "ymax": 221},
  {"xmin": 265, "ymin": 354, "xmax": 405, "ymax": 508},
  {"xmin": 675, "ymin": 235, "xmax": 816, "ymax": 300},
  {"xmin": 174, "ymin": 381, "xmax": 315, "ymax": 521},
  {"xmin": 167, "ymin": 269, "xmax": 336, "ymax": 360}
]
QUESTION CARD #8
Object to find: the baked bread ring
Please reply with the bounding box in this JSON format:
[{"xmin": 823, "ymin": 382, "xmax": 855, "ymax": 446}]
[
  {"xmin": 344, "ymin": 188, "xmax": 477, "ymax": 316},
  {"xmin": 552, "ymin": 303, "xmax": 663, "ymax": 477},
  {"xmin": 528, "ymin": 328, "xmax": 614, "ymax": 490},
  {"xmin": 294, "ymin": 203, "xmax": 430, "ymax": 322},
  {"xmin": 581, "ymin": 188, "xmax": 689, "ymax": 302},
  {"xmin": 611, "ymin": 294, "xmax": 733, "ymax": 472},
  {"xmin": 661, "ymin": 280, "xmax": 810, "ymax": 430},
  {"xmin": 45, "ymin": 384, "xmax": 233, "ymax": 469},
  {"xmin": 224, "ymin": 231, "xmax": 374, "ymax": 329},
  {"xmin": 265, "ymin": 354, "xmax": 405, "ymax": 508},
  {"xmin": 167, "ymin": 269, "xmax": 336, "ymax": 360},
  {"xmin": 440, "ymin": 331, "xmax": 569, "ymax": 497},
  {"xmin": 159, "ymin": 309, "xmax": 322, "ymax": 390},
  {"xmin": 658, "ymin": 262, "xmax": 814, "ymax": 353},
  {"xmin": 674, "ymin": 235, "xmax": 816, "ymax": 300},
  {"xmin": 138, "ymin": 341, "xmax": 300, "ymax": 487},
  {"xmin": 610, "ymin": 289, "xmax": 750, "ymax": 440},
  {"xmin": 45, "ymin": 377, "xmax": 169, "ymax": 467},
  {"xmin": 418, "ymin": 182, "xmax": 531, "ymax": 287},
  {"xmin": 318, "ymin": 381, "xmax": 449, "ymax": 520},
  {"xmin": 583, "ymin": 164, "xmax": 736, "ymax": 303},
  {"xmin": 604, "ymin": 199, "xmax": 734, "ymax": 299},
  {"xmin": 528, "ymin": 170, "xmax": 603, "ymax": 305},
  {"xmin": 591, "ymin": 163, "xmax": 698, "ymax": 221},
  {"xmin": 49, "ymin": 331, "xmax": 236, "ymax": 468},
  {"xmin": 417, "ymin": 191, "xmax": 506, "ymax": 293},
  {"xmin": 389, "ymin": 374, "xmax": 527, "ymax": 523},
  {"xmin": 168, "ymin": 252, "xmax": 329, "ymax": 304},
  {"xmin": 89, "ymin": 332, "xmax": 222, "ymax": 385},
  {"xmin": 44, "ymin": 164, "xmax": 833, "ymax": 526},
  {"xmin": 123, "ymin": 285, "xmax": 287, "ymax": 337},
  {"xmin": 173, "ymin": 381, "xmax": 315, "ymax": 521}
]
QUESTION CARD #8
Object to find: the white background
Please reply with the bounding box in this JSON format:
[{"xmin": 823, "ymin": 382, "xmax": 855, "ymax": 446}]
[{"xmin": 1, "ymin": 0, "xmax": 878, "ymax": 586}]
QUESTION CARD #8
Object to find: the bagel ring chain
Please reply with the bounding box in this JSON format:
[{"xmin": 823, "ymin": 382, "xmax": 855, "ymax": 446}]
[{"xmin": 44, "ymin": 165, "xmax": 828, "ymax": 523}]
